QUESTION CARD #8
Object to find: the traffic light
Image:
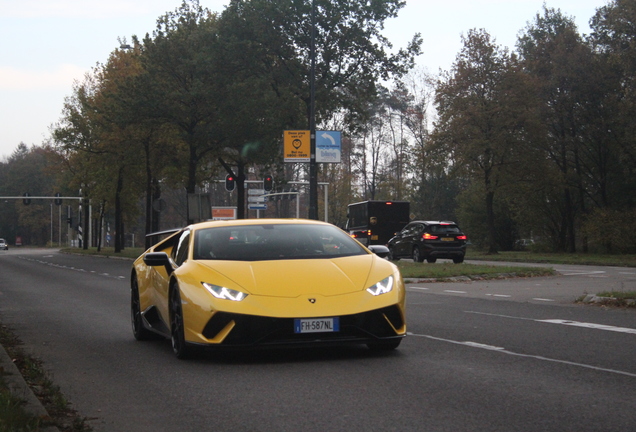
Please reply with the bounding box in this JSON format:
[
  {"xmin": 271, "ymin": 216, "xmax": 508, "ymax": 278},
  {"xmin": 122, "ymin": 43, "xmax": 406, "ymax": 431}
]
[
  {"xmin": 23, "ymin": 192, "xmax": 30, "ymax": 205},
  {"xmin": 225, "ymin": 174, "xmax": 235, "ymax": 192},
  {"xmin": 264, "ymin": 175, "xmax": 273, "ymax": 192},
  {"xmin": 54, "ymin": 192, "xmax": 62, "ymax": 206}
]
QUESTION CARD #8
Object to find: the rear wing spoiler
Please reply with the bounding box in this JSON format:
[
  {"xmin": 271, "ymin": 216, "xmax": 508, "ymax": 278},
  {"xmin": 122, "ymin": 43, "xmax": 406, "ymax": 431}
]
[{"xmin": 145, "ymin": 228, "xmax": 182, "ymax": 238}]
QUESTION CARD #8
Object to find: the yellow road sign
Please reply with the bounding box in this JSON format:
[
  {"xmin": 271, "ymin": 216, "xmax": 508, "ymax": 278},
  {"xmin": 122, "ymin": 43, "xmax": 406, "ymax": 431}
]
[{"xmin": 284, "ymin": 130, "xmax": 310, "ymax": 162}]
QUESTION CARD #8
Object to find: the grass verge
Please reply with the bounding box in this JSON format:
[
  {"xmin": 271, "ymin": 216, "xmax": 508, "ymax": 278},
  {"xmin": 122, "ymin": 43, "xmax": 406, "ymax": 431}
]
[
  {"xmin": 466, "ymin": 249, "xmax": 636, "ymax": 267},
  {"xmin": 60, "ymin": 247, "xmax": 144, "ymax": 260},
  {"xmin": 0, "ymin": 378, "xmax": 43, "ymax": 431},
  {"xmin": 0, "ymin": 323, "xmax": 92, "ymax": 432},
  {"xmin": 396, "ymin": 261, "xmax": 555, "ymax": 281},
  {"xmin": 583, "ymin": 291, "xmax": 636, "ymax": 308}
]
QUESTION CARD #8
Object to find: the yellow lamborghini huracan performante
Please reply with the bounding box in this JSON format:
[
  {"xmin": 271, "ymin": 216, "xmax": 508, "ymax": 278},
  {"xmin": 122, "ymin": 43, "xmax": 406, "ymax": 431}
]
[{"xmin": 131, "ymin": 219, "xmax": 406, "ymax": 358}]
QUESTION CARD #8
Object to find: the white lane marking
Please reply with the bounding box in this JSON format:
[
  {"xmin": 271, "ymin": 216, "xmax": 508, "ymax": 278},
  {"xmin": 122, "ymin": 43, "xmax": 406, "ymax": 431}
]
[
  {"xmin": 409, "ymin": 287, "xmax": 430, "ymax": 291},
  {"xmin": 557, "ymin": 270, "xmax": 606, "ymax": 277},
  {"xmin": 485, "ymin": 294, "xmax": 512, "ymax": 298},
  {"xmin": 463, "ymin": 341, "xmax": 505, "ymax": 350},
  {"xmin": 444, "ymin": 290, "xmax": 467, "ymax": 294},
  {"xmin": 18, "ymin": 256, "xmax": 126, "ymax": 281},
  {"xmin": 408, "ymin": 332, "xmax": 636, "ymax": 378},
  {"xmin": 532, "ymin": 298, "xmax": 555, "ymax": 302},
  {"xmin": 466, "ymin": 311, "xmax": 636, "ymax": 335},
  {"xmin": 537, "ymin": 319, "xmax": 636, "ymax": 335}
]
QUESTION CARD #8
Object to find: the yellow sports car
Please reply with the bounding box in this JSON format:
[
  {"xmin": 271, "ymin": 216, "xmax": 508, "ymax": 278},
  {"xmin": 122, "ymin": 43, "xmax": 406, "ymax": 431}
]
[{"xmin": 131, "ymin": 219, "xmax": 406, "ymax": 358}]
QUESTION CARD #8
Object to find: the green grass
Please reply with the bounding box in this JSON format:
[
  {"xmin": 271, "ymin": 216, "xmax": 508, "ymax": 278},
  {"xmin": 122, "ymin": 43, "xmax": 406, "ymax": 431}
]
[
  {"xmin": 465, "ymin": 249, "xmax": 636, "ymax": 267},
  {"xmin": 592, "ymin": 291, "xmax": 636, "ymax": 308},
  {"xmin": 60, "ymin": 246, "xmax": 145, "ymax": 260},
  {"xmin": 597, "ymin": 290, "xmax": 636, "ymax": 299},
  {"xmin": 0, "ymin": 380, "xmax": 43, "ymax": 432},
  {"xmin": 396, "ymin": 261, "xmax": 555, "ymax": 281}
]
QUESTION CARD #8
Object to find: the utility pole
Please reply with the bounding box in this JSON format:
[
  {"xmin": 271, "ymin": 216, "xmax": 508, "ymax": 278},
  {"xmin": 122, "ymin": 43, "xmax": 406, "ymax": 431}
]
[{"xmin": 308, "ymin": 0, "xmax": 318, "ymax": 220}]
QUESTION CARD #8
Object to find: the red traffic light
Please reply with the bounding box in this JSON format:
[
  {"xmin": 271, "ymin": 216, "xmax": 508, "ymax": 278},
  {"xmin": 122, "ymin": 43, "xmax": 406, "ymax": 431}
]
[
  {"xmin": 225, "ymin": 174, "xmax": 235, "ymax": 192},
  {"xmin": 264, "ymin": 175, "xmax": 273, "ymax": 191}
]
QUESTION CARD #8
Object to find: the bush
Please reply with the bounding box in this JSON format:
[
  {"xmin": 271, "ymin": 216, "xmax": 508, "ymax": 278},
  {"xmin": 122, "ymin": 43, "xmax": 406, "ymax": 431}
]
[{"xmin": 583, "ymin": 208, "xmax": 636, "ymax": 253}]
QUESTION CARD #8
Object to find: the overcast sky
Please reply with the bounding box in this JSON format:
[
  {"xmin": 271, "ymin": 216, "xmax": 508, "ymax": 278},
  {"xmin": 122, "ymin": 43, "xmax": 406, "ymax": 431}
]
[{"xmin": 0, "ymin": 0, "xmax": 607, "ymax": 159}]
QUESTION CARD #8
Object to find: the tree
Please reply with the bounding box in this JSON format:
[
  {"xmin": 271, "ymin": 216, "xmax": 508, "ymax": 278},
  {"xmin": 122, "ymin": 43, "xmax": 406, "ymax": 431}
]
[
  {"xmin": 435, "ymin": 29, "xmax": 533, "ymax": 253},
  {"xmin": 2, "ymin": 145, "xmax": 56, "ymax": 246},
  {"xmin": 138, "ymin": 0, "xmax": 224, "ymax": 223},
  {"xmin": 518, "ymin": 6, "xmax": 615, "ymax": 252},
  {"xmin": 590, "ymin": 0, "xmax": 636, "ymax": 208},
  {"xmin": 220, "ymin": 0, "xmax": 421, "ymax": 214}
]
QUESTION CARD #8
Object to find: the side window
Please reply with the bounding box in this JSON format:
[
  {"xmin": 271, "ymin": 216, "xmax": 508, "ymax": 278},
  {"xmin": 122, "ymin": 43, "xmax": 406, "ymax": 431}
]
[
  {"xmin": 173, "ymin": 230, "xmax": 191, "ymax": 267},
  {"xmin": 413, "ymin": 224, "xmax": 424, "ymax": 235}
]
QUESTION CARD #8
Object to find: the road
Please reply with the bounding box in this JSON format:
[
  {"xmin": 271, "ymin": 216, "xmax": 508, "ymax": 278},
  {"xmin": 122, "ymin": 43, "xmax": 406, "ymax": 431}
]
[{"xmin": 1, "ymin": 248, "xmax": 634, "ymax": 431}]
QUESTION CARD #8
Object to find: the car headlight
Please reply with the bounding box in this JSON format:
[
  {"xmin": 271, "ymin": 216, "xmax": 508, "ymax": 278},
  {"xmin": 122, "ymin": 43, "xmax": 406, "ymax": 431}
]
[
  {"xmin": 366, "ymin": 275, "xmax": 394, "ymax": 296},
  {"xmin": 202, "ymin": 282, "xmax": 248, "ymax": 301}
]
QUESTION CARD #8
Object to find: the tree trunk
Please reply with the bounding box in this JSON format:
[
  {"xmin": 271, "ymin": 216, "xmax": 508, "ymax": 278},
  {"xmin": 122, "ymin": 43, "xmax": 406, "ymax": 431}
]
[
  {"xmin": 114, "ymin": 169, "xmax": 124, "ymax": 253},
  {"xmin": 486, "ymin": 190, "xmax": 498, "ymax": 254}
]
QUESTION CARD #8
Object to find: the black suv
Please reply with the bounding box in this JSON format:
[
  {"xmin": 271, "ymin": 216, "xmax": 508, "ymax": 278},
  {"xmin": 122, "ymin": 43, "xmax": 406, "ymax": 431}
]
[{"xmin": 387, "ymin": 221, "xmax": 467, "ymax": 263}]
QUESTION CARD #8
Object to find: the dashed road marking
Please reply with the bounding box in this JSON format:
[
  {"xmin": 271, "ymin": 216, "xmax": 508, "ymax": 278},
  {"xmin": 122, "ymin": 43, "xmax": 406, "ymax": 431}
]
[
  {"xmin": 408, "ymin": 332, "xmax": 636, "ymax": 378},
  {"xmin": 537, "ymin": 319, "xmax": 636, "ymax": 334},
  {"xmin": 18, "ymin": 256, "xmax": 127, "ymax": 281},
  {"xmin": 466, "ymin": 311, "xmax": 636, "ymax": 335}
]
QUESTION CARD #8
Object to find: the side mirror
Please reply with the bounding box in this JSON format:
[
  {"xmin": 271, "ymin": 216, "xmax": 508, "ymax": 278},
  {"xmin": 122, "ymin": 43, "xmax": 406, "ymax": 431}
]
[
  {"xmin": 368, "ymin": 245, "xmax": 389, "ymax": 259},
  {"xmin": 143, "ymin": 252, "xmax": 174, "ymax": 275}
]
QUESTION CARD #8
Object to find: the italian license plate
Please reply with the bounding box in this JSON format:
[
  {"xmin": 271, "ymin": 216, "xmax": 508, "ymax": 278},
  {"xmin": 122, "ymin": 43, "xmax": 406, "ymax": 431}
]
[
  {"xmin": 442, "ymin": 237, "xmax": 454, "ymax": 241},
  {"xmin": 294, "ymin": 317, "xmax": 340, "ymax": 333}
]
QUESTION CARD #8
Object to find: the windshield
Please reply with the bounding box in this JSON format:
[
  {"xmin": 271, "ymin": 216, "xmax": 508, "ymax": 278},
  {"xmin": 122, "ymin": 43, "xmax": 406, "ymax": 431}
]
[
  {"xmin": 430, "ymin": 224, "xmax": 461, "ymax": 234},
  {"xmin": 194, "ymin": 224, "xmax": 367, "ymax": 261}
]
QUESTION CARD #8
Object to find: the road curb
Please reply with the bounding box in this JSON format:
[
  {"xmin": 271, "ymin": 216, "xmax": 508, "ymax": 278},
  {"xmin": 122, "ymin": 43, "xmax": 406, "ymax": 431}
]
[{"xmin": 0, "ymin": 343, "xmax": 59, "ymax": 431}]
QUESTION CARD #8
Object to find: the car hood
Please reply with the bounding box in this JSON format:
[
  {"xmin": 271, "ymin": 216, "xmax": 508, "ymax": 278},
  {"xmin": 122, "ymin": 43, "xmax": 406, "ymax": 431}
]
[{"xmin": 194, "ymin": 254, "xmax": 392, "ymax": 297}]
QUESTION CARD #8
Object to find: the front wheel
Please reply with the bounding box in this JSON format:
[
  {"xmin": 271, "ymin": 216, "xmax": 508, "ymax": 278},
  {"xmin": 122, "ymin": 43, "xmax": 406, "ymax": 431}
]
[
  {"xmin": 388, "ymin": 247, "xmax": 399, "ymax": 261},
  {"xmin": 453, "ymin": 256, "xmax": 464, "ymax": 264},
  {"xmin": 412, "ymin": 247, "xmax": 424, "ymax": 263},
  {"xmin": 426, "ymin": 257, "xmax": 437, "ymax": 263},
  {"xmin": 170, "ymin": 286, "xmax": 194, "ymax": 359},
  {"xmin": 131, "ymin": 276, "xmax": 155, "ymax": 341}
]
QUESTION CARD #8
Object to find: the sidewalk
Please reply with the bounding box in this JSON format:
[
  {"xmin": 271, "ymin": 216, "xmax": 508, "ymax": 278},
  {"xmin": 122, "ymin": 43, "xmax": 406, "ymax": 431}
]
[{"xmin": 0, "ymin": 342, "xmax": 59, "ymax": 431}]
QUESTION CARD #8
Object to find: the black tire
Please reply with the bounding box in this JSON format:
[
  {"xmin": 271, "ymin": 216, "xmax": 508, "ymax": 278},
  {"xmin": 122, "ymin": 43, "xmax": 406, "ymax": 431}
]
[
  {"xmin": 412, "ymin": 247, "xmax": 424, "ymax": 263},
  {"xmin": 170, "ymin": 285, "xmax": 194, "ymax": 359},
  {"xmin": 426, "ymin": 257, "xmax": 437, "ymax": 263},
  {"xmin": 388, "ymin": 247, "xmax": 399, "ymax": 261},
  {"xmin": 453, "ymin": 256, "xmax": 464, "ymax": 264},
  {"xmin": 367, "ymin": 339, "xmax": 402, "ymax": 351},
  {"xmin": 131, "ymin": 276, "xmax": 155, "ymax": 341}
]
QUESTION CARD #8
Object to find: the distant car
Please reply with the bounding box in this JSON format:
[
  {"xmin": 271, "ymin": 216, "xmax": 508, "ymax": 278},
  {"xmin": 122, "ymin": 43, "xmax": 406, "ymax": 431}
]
[
  {"xmin": 514, "ymin": 238, "xmax": 535, "ymax": 251},
  {"xmin": 0, "ymin": 239, "xmax": 7, "ymax": 250},
  {"xmin": 387, "ymin": 221, "xmax": 467, "ymax": 263},
  {"xmin": 131, "ymin": 219, "xmax": 406, "ymax": 358}
]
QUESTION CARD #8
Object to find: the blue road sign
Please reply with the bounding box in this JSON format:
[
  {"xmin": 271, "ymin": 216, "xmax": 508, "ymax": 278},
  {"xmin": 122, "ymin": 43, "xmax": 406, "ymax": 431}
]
[{"xmin": 316, "ymin": 131, "xmax": 341, "ymax": 163}]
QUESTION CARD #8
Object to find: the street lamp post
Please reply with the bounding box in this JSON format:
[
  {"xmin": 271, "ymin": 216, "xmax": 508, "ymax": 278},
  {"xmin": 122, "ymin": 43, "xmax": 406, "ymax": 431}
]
[{"xmin": 308, "ymin": 0, "xmax": 318, "ymax": 220}]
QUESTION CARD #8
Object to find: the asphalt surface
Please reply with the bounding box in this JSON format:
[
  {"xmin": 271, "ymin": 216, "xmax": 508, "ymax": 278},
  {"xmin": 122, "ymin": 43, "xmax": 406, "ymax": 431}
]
[{"xmin": 1, "ymin": 248, "xmax": 635, "ymax": 431}]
